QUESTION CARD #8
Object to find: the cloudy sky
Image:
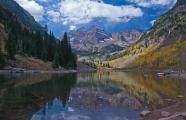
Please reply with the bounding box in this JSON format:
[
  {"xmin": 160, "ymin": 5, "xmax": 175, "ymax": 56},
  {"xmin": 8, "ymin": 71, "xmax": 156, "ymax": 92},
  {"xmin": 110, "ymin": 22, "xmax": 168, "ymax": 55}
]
[{"xmin": 14, "ymin": 0, "xmax": 177, "ymax": 36}]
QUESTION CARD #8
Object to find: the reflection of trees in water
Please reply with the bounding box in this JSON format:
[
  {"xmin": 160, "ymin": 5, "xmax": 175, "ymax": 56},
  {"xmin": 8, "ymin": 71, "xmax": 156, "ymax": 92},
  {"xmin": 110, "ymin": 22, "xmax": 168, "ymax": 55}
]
[
  {"xmin": 26, "ymin": 73, "xmax": 77, "ymax": 107},
  {"xmin": 74, "ymin": 72, "xmax": 142, "ymax": 112},
  {"xmin": 107, "ymin": 71, "xmax": 186, "ymax": 109},
  {"xmin": 0, "ymin": 73, "xmax": 77, "ymax": 120},
  {"xmin": 78, "ymin": 72, "xmax": 112, "ymax": 84}
]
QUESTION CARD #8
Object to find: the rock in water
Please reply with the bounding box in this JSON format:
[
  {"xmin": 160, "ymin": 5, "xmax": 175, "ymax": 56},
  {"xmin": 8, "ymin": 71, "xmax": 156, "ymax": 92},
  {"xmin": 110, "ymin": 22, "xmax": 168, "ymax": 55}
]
[
  {"xmin": 177, "ymin": 95, "xmax": 184, "ymax": 99},
  {"xmin": 159, "ymin": 112, "xmax": 186, "ymax": 120},
  {"xmin": 161, "ymin": 111, "xmax": 171, "ymax": 117},
  {"xmin": 140, "ymin": 110, "xmax": 151, "ymax": 117}
]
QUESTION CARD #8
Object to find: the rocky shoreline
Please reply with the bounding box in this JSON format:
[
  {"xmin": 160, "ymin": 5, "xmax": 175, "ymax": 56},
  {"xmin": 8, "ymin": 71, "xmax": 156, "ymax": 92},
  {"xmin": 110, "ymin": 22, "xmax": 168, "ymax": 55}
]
[
  {"xmin": 139, "ymin": 88, "xmax": 186, "ymax": 120},
  {"xmin": 139, "ymin": 101, "xmax": 186, "ymax": 120}
]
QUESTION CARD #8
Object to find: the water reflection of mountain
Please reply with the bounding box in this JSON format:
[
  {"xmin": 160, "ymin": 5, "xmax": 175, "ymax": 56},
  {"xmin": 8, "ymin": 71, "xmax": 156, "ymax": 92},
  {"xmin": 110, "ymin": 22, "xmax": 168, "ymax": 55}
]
[
  {"xmin": 71, "ymin": 72, "xmax": 142, "ymax": 111},
  {"xmin": 31, "ymin": 98, "xmax": 69, "ymax": 120},
  {"xmin": 77, "ymin": 72, "xmax": 186, "ymax": 109},
  {"xmin": 0, "ymin": 72, "xmax": 186, "ymax": 120},
  {"xmin": 0, "ymin": 73, "xmax": 77, "ymax": 120},
  {"xmin": 107, "ymin": 71, "xmax": 186, "ymax": 108},
  {"xmin": 31, "ymin": 97, "xmax": 140, "ymax": 120}
]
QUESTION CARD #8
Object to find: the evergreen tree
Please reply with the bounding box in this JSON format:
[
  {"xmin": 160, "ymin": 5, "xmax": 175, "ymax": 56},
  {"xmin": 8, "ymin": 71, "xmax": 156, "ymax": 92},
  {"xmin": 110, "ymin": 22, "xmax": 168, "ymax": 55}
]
[
  {"xmin": 1, "ymin": 4, "xmax": 77, "ymax": 69},
  {"xmin": 53, "ymin": 50, "xmax": 60, "ymax": 68},
  {"xmin": 6, "ymin": 31, "xmax": 17, "ymax": 59},
  {"xmin": 35, "ymin": 30, "xmax": 43, "ymax": 58},
  {"xmin": 61, "ymin": 32, "xmax": 71, "ymax": 65},
  {"xmin": 71, "ymin": 53, "xmax": 77, "ymax": 69},
  {"xmin": 59, "ymin": 32, "xmax": 76, "ymax": 69},
  {"xmin": 47, "ymin": 32, "xmax": 56, "ymax": 61},
  {"xmin": 0, "ymin": 51, "xmax": 6, "ymax": 68}
]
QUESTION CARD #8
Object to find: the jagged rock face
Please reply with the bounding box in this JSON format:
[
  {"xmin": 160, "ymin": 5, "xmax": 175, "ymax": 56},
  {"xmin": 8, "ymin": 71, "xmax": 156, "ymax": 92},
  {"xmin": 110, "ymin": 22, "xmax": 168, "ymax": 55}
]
[
  {"xmin": 0, "ymin": 0, "xmax": 43, "ymax": 31},
  {"xmin": 111, "ymin": 30, "xmax": 143, "ymax": 48},
  {"xmin": 139, "ymin": 0, "xmax": 186, "ymax": 47},
  {"xmin": 68, "ymin": 26, "xmax": 143, "ymax": 51},
  {"xmin": 86, "ymin": 26, "xmax": 112, "ymax": 43},
  {"xmin": 69, "ymin": 26, "xmax": 111, "ymax": 45}
]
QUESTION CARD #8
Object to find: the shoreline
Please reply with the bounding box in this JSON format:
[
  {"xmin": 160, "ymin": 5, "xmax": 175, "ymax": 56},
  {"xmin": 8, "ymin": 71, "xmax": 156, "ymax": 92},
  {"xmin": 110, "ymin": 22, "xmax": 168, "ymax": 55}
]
[
  {"xmin": 1, "ymin": 68, "xmax": 186, "ymax": 77},
  {"xmin": 0, "ymin": 69, "xmax": 78, "ymax": 74},
  {"xmin": 102, "ymin": 68, "xmax": 186, "ymax": 79},
  {"xmin": 0, "ymin": 68, "xmax": 97, "ymax": 74},
  {"xmin": 140, "ymin": 100, "xmax": 186, "ymax": 120}
]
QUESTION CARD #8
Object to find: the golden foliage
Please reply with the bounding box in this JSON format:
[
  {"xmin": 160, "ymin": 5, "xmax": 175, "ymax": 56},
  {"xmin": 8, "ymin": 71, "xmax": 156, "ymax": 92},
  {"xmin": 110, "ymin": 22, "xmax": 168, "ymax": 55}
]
[{"xmin": 134, "ymin": 41, "xmax": 186, "ymax": 69}]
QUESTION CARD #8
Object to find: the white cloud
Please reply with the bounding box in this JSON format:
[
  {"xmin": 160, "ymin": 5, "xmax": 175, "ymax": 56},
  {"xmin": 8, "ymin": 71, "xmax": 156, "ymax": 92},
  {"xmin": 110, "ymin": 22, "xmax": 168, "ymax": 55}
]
[
  {"xmin": 14, "ymin": 0, "xmax": 44, "ymax": 21},
  {"xmin": 47, "ymin": 10, "xmax": 61, "ymax": 22},
  {"xmin": 128, "ymin": 0, "xmax": 177, "ymax": 7},
  {"xmin": 58, "ymin": 0, "xmax": 143, "ymax": 25},
  {"xmin": 69, "ymin": 25, "xmax": 76, "ymax": 30}
]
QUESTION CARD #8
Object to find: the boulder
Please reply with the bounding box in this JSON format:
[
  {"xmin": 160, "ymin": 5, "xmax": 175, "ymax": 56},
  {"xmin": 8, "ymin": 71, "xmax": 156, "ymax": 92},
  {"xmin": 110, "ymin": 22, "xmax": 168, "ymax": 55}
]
[
  {"xmin": 159, "ymin": 112, "xmax": 186, "ymax": 120},
  {"xmin": 140, "ymin": 110, "xmax": 151, "ymax": 117},
  {"xmin": 177, "ymin": 95, "xmax": 184, "ymax": 99},
  {"xmin": 161, "ymin": 111, "xmax": 171, "ymax": 117},
  {"xmin": 181, "ymin": 112, "xmax": 186, "ymax": 117}
]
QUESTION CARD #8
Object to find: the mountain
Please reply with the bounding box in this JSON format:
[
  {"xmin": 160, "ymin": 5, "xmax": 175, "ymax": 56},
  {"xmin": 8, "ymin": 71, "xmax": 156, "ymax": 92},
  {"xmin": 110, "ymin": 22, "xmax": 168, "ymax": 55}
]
[
  {"xmin": 111, "ymin": 30, "xmax": 143, "ymax": 48},
  {"xmin": 69, "ymin": 26, "xmax": 111, "ymax": 51},
  {"xmin": 139, "ymin": 0, "xmax": 186, "ymax": 47},
  {"xmin": 0, "ymin": 0, "xmax": 43, "ymax": 31},
  {"xmin": 69, "ymin": 26, "xmax": 143, "ymax": 51},
  {"xmin": 68, "ymin": 26, "xmax": 143, "ymax": 61},
  {"xmin": 109, "ymin": 0, "xmax": 186, "ymax": 69},
  {"xmin": 0, "ymin": 2, "xmax": 77, "ymax": 70}
]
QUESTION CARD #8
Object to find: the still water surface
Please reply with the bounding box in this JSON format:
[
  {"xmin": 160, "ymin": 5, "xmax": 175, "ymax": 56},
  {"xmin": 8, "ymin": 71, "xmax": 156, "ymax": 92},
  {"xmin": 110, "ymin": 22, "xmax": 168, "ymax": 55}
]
[{"xmin": 0, "ymin": 71, "xmax": 186, "ymax": 120}]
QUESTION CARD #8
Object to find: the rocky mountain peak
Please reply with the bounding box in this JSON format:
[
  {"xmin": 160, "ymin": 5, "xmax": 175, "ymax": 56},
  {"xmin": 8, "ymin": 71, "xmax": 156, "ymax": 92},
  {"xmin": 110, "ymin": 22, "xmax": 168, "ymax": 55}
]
[
  {"xmin": 69, "ymin": 26, "xmax": 111, "ymax": 45},
  {"xmin": 68, "ymin": 26, "xmax": 143, "ymax": 52}
]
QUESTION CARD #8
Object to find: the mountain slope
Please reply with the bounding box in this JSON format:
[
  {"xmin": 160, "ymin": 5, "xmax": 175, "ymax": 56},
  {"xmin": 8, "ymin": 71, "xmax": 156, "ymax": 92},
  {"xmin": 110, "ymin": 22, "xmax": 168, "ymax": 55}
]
[
  {"xmin": 135, "ymin": 41, "xmax": 186, "ymax": 69},
  {"xmin": 110, "ymin": 0, "xmax": 186, "ymax": 69},
  {"xmin": 139, "ymin": 0, "xmax": 186, "ymax": 47},
  {"xmin": 0, "ymin": 2, "xmax": 77, "ymax": 70},
  {"xmin": 0, "ymin": 0, "xmax": 43, "ymax": 31}
]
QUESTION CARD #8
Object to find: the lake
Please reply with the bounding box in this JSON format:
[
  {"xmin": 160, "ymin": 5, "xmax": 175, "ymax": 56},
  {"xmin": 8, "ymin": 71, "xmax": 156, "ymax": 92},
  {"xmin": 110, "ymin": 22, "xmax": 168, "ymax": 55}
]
[{"xmin": 0, "ymin": 71, "xmax": 186, "ymax": 120}]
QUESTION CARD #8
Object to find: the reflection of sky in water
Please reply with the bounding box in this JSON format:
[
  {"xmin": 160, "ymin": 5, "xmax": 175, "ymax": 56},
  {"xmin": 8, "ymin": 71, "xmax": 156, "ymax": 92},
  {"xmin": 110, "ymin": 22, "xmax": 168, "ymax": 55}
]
[
  {"xmin": 31, "ymin": 98, "xmax": 141, "ymax": 120},
  {"xmin": 1, "ymin": 72, "xmax": 186, "ymax": 120}
]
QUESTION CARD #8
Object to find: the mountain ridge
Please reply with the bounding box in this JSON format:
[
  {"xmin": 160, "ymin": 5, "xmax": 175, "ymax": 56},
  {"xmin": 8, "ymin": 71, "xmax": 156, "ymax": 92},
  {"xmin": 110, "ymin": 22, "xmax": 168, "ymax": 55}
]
[
  {"xmin": 0, "ymin": 0, "xmax": 43, "ymax": 31},
  {"xmin": 109, "ymin": 0, "xmax": 186, "ymax": 69},
  {"xmin": 139, "ymin": 0, "xmax": 186, "ymax": 47},
  {"xmin": 68, "ymin": 26, "xmax": 143, "ymax": 52}
]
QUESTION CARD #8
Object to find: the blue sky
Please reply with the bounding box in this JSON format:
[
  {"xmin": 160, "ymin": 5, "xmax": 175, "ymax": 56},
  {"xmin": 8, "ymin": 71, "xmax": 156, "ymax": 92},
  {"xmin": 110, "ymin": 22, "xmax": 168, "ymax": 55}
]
[{"xmin": 14, "ymin": 0, "xmax": 177, "ymax": 37}]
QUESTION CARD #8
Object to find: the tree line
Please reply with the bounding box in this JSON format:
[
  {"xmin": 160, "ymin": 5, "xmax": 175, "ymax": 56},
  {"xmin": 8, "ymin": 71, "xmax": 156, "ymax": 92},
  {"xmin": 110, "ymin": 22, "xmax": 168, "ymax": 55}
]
[{"xmin": 0, "ymin": 5, "xmax": 76, "ymax": 69}]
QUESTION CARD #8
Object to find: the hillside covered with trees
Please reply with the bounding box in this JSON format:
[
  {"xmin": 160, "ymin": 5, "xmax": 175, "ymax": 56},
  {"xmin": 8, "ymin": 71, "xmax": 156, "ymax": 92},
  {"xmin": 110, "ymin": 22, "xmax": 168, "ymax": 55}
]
[
  {"xmin": 109, "ymin": 0, "xmax": 186, "ymax": 70},
  {"xmin": 0, "ymin": 4, "xmax": 76, "ymax": 70}
]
